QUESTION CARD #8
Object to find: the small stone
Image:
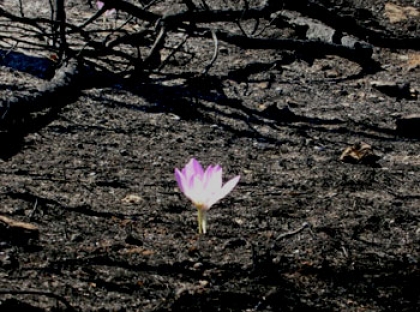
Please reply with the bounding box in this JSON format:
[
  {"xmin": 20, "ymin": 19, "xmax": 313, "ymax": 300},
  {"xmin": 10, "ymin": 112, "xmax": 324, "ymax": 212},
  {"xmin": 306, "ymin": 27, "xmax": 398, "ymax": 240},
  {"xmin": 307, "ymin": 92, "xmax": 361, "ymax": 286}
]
[
  {"xmin": 193, "ymin": 262, "xmax": 203, "ymax": 269},
  {"xmin": 256, "ymin": 81, "xmax": 270, "ymax": 89},
  {"xmin": 198, "ymin": 280, "xmax": 209, "ymax": 287},
  {"xmin": 121, "ymin": 194, "xmax": 144, "ymax": 204},
  {"xmin": 324, "ymin": 69, "xmax": 339, "ymax": 78},
  {"xmin": 71, "ymin": 233, "xmax": 83, "ymax": 242}
]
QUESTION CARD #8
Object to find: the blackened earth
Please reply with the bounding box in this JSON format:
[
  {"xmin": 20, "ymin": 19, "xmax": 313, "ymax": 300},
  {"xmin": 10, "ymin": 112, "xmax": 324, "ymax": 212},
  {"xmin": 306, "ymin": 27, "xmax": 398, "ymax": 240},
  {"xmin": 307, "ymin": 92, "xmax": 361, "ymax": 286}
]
[{"xmin": 0, "ymin": 0, "xmax": 419, "ymax": 311}]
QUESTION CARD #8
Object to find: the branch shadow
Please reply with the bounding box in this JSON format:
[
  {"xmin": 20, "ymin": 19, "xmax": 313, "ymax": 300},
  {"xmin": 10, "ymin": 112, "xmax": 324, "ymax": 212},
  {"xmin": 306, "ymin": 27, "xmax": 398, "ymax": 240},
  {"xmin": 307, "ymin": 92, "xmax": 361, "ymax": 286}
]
[
  {"xmin": 95, "ymin": 64, "xmax": 399, "ymax": 148},
  {"xmin": 46, "ymin": 251, "xmax": 328, "ymax": 312},
  {"xmin": 0, "ymin": 49, "xmax": 56, "ymax": 79}
]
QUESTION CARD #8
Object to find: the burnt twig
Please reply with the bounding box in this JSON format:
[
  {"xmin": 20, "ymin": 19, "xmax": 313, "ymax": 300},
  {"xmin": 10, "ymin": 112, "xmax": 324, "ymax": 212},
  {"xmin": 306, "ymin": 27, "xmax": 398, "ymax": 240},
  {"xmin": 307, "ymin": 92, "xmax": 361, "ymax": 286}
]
[
  {"xmin": 93, "ymin": 0, "xmax": 159, "ymax": 23},
  {"xmin": 55, "ymin": 0, "xmax": 68, "ymax": 62},
  {"xmin": 142, "ymin": 22, "xmax": 166, "ymax": 69},
  {"xmin": 158, "ymin": 34, "xmax": 189, "ymax": 71},
  {"xmin": 0, "ymin": 289, "xmax": 76, "ymax": 311},
  {"xmin": 201, "ymin": 29, "xmax": 218, "ymax": 75},
  {"xmin": 272, "ymin": 222, "xmax": 312, "ymax": 243}
]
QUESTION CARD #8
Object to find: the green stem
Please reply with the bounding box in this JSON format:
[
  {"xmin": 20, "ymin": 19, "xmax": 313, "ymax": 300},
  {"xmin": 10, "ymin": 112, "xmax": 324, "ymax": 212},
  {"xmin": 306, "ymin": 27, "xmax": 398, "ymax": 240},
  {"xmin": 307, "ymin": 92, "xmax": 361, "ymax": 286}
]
[{"xmin": 197, "ymin": 208, "xmax": 207, "ymax": 234}]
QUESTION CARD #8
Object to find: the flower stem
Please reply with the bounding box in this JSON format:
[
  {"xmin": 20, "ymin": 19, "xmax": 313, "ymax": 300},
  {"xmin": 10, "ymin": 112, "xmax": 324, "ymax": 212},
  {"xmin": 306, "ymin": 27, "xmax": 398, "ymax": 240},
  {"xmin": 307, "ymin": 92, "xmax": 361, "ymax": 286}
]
[{"xmin": 197, "ymin": 208, "xmax": 207, "ymax": 234}]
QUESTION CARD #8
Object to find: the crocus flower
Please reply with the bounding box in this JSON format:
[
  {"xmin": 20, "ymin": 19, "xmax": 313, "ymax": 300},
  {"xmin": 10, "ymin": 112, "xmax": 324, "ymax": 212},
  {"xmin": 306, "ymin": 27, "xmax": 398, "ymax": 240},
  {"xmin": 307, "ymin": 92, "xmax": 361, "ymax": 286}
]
[
  {"xmin": 96, "ymin": 1, "xmax": 116, "ymax": 16},
  {"xmin": 175, "ymin": 158, "xmax": 240, "ymax": 234}
]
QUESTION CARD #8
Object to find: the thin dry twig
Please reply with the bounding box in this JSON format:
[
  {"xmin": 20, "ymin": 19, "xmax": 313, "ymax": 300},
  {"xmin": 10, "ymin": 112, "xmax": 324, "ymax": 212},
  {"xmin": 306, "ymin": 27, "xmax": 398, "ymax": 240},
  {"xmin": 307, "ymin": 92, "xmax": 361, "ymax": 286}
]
[
  {"xmin": 18, "ymin": 0, "xmax": 24, "ymax": 17},
  {"xmin": 158, "ymin": 34, "xmax": 189, "ymax": 71},
  {"xmin": 0, "ymin": 289, "xmax": 75, "ymax": 311},
  {"xmin": 142, "ymin": 22, "xmax": 166, "ymax": 68},
  {"xmin": 273, "ymin": 222, "xmax": 312, "ymax": 242},
  {"xmin": 201, "ymin": 29, "xmax": 218, "ymax": 75}
]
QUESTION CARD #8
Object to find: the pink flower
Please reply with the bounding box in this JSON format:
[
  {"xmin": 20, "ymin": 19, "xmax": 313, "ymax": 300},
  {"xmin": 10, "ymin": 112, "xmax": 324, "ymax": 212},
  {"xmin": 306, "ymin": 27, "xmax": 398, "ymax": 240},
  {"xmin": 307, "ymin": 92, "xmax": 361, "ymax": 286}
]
[
  {"xmin": 96, "ymin": 1, "xmax": 116, "ymax": 16},
  {"xmin": 96, "ymin": 0, "xmax": 105, "ymax": 10},
  {"xmin": 175, "ymin": 158, "xmax": 240, "ymax": 234}
]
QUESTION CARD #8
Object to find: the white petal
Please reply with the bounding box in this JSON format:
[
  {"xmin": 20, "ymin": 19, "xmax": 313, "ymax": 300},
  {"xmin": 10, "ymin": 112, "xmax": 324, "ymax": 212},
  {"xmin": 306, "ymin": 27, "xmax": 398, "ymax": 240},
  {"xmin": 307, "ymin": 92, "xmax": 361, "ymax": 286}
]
[
  {"xmin": 204, "ymin": 165, "xmax": 222, "ymax": 192},
  {"xmin": 206, "ymin": 175, "xmax": 240, "ymax": 208},
  {"xmin": 187, "ymin": 175, "xmax": 205, "ymax": 204},
  {"xmin": 174, "ymin": 168, "xmax": 186, "ymax": 193}
]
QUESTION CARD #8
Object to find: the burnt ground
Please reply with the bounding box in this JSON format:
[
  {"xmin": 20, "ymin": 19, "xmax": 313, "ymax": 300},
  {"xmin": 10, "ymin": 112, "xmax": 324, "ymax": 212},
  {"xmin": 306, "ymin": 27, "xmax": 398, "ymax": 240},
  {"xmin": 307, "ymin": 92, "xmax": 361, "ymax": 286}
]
[{"xmin": 0, "ymin": 0, "xmax": 419, "ymax": 311}]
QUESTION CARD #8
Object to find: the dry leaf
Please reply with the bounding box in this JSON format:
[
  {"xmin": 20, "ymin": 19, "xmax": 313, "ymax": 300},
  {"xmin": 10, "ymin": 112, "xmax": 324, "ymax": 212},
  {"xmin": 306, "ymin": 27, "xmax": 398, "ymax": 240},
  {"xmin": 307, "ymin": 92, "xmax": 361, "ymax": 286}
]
[
  {"xmin": 340, "ymin": 142, "xmax": 380, "ymax": 165},
  {"xmin": 120, "ymin": 247, "xmax": 155, "ymax": 255},
  {"xmin": 256, "ymin": 81, "xmax": 270, "ymax": 89},
  {"xmin": 0, "ymin": 215, "xmax": 38, "ymax": 231},
  {"xmin": 407, "ymin": 53, "xmax": 420, "ymax": 71},
  {"xmin": 0, "ymin": 215, "xmax": 39, "ymax": 243},
  {"xmin": 384, "ymin": 3, "xmax": 419, "ymax": 24},
  {"xmin": 121, "ymin": 194, "xmax": 144, "ymax": 204}
]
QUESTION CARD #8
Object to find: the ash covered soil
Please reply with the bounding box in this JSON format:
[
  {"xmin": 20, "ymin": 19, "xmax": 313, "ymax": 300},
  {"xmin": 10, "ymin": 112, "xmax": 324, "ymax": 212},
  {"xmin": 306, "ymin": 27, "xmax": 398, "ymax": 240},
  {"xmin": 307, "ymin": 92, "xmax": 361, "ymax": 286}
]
[{"xmin": 0, "ymin": 0, "xmax": 419, "ymax": 311}]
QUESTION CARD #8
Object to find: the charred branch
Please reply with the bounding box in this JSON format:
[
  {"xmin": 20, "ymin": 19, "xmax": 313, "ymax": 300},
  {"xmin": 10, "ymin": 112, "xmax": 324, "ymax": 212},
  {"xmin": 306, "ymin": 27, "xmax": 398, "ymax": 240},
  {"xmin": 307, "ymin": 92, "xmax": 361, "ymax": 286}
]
[
  {"xmin": 93, "ymin": 0, "xmax": 160, "ymax": 23},
  {"xmin": 281, "ymin": 0, "xmax": 420, "ymax": 50},
  {"xmin": 0, "ymin": 58, "xmax": 80, "ymax": 129},
  {"xmin": 0, "ymin": 289, "xmax": 75, "ymax": 311},
  {"xmin": 203, "ymin": 30, "xmax": 374, "ymax": 64},
  {"xmin": 0, "ymin": 0, "xmax": 414, "ymax": 132}
]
